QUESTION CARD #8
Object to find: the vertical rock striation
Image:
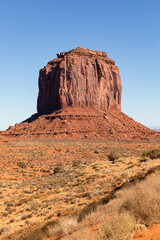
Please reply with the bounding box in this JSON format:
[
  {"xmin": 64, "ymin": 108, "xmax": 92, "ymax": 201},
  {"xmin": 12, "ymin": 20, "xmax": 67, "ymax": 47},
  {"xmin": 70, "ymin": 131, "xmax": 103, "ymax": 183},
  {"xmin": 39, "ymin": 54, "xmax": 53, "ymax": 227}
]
[{"xmin": 37, "ymin": 47, "xmax": 122, "ymax": 114}]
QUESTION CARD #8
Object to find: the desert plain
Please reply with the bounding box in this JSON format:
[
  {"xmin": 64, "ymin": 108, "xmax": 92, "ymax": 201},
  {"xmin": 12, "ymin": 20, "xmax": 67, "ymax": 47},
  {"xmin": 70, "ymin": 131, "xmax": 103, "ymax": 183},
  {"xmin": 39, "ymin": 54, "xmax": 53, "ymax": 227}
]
[{"xmin": 0, "ymin": 137, "xmax": 160, "ymax": 240}]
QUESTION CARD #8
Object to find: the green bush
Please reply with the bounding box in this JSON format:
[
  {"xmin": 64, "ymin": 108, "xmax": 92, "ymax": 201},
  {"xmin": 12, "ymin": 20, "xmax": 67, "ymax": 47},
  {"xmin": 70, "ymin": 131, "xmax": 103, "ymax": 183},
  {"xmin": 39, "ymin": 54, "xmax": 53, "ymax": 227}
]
[
  {"xmin": 142, "ymin": 148, "xmax": 160, "ymax": 160},
  {"xmin": 54, "ymin": 166, "xmax": 61, "ymax": 174},
  {"xmin": 17, "ymin": 161, "xmax": 27, "ymax": 168},
  {"xmin": 107, "ymin": 152, "xmax": 119, "ymax": 163},
  {"xmin": 139, "ymin": 158, "xmax": 148, "ymax": 163},
  {"xmin": 94, "ymin": 150, "xmax": 99, "ymax": 154}
]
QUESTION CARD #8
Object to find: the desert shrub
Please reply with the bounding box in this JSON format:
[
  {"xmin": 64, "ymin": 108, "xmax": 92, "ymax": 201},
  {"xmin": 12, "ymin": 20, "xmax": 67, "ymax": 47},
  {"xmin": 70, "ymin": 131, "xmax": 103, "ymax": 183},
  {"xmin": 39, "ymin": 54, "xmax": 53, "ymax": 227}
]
[
  {"xmin": 78, "ymin": 202, "xmax": 99, "ymax": 222},
  {"xmin": 94, "ymin": 150, "xmax": 99, "ymax": 154},
  {"xmin": 72, "ymin": 160, "xmax": 81, "ymax": 167},
  {"xmin": 58, "ymin": 216, "xmax": 77, "ymax": 235},
  {"xmin": 92, "ymin": 164, "xmax": 98, "ymax": 169},
  {"xmin": 142, "ymin": 151, "xmax": 150, "ymax": 158},
  {"xmin": 107, "ymin": 152, "xmax": 119, "ymax": 163},
  {"xmin": 99, "ymin": 212, "xmax": 136, "ymax": 240},
  {"xmin": 142, "ymin": 148, "xmax": 160, "ymax": 159},
  {"xmin": 46, "ymin": 216, "xmax": 78, "ymax": 237},
  {"xmin": 17, "ymin": 161, "xmax": 27, "ymax": 168},
  {"xmin": 126, "ymin": 163, "xmax": 141, "ymax": 169},
  {"xmin": 53, "ymin": 163, "xmax": 62, "ymax": 174},
  {"xmin": 54, "ymin": 166, "xmax": 61, "ymax": 174},
  {"xmin": 119, "ymin": 174, "xmax": 160, "ymax": 226},
  {"xmin": 139, "ymin": 158, "xmax": 148, "ymax": 163}
]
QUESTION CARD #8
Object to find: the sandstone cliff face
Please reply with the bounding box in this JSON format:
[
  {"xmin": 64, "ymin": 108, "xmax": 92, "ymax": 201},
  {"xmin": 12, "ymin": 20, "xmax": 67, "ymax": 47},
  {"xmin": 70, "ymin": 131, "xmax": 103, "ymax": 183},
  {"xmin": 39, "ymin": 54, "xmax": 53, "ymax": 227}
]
[{"xmin": 37, "ymin": 47, "xmax": 122, "ymax": 114}]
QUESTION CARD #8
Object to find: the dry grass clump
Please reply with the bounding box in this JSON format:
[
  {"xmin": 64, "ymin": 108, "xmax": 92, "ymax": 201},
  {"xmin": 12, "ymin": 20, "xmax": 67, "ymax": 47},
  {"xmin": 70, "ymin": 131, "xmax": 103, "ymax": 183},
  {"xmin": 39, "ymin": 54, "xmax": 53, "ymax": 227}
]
[
  {"xmin": 63, "ymin": 213, "xmax": 136, "ymax": 240},
  {"xmin": 119, "ymin": 174, "xmax": 160, "ymax": 226},
  {"xmin": 46, "ymin": 216, "xmax": 78, "ymax": 237},
  {"xmin": 99, "ymin": 212, "xmax": 136, "ymax": 240},
  {"xmin": 61, "ymin": 173, "xmax": 160, "ymax": 240}
]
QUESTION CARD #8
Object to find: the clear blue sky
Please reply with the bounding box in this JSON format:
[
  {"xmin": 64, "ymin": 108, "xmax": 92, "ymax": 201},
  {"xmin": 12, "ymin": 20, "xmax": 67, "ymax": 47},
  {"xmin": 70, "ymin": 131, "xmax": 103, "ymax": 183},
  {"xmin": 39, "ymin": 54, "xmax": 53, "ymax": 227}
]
[{"xmin": 0, "ymin": 0, "xmax": 160, "ymax": 130}]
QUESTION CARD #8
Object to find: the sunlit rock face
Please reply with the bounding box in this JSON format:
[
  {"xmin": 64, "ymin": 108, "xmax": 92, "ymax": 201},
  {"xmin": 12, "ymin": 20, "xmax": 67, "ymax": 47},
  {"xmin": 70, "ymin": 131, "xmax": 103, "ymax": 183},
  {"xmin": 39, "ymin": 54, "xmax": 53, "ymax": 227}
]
[{"xmin": 37, "ymin": 47, "xmax": 122, "ymax": 114}]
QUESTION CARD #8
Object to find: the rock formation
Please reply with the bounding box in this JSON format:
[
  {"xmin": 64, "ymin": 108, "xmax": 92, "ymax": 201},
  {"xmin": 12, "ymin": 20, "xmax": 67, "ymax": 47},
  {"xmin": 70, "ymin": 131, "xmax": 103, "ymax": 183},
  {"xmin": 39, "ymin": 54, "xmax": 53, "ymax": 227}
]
[
  {"xmin": 37, "ymin": 47, "xmax": 122, "ymax": 114},
  {"xmin": 1, "ymin": 47, "xmax": 159, "ymax": 141}
]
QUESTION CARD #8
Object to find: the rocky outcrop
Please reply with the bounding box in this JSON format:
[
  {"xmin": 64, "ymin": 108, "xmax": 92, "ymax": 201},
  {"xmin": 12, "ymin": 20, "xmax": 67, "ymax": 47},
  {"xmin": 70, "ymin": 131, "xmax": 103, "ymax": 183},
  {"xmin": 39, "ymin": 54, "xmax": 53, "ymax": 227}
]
[{"xmin": 37, "ymin": 47, "xmax": 122, "ymax": 114}]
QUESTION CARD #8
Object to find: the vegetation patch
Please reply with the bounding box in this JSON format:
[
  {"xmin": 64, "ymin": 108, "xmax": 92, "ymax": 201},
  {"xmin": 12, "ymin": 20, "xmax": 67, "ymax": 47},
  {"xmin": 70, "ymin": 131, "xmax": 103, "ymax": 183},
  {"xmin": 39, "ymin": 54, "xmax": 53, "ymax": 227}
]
[
  {"xmin": 53, "ymin": 163, "xmax": 62, "ymax": 174},
  {"xmin": 107, "ymin": 152, "xmax": 119, "ymax": 163},
  {"xmin": 119, "ymin": 174, "xmax": 160, "ymax": 226},
  {"xmin": 99, "ymin": 212, "xmax": 136, "ymax": 240},
  {"xmin": 142, "ymin": 147, "xmax": 160, "ymax": 159},
  {"xmin": 17, "ymin": 161, "xmax": 27, "ymax": 168}
]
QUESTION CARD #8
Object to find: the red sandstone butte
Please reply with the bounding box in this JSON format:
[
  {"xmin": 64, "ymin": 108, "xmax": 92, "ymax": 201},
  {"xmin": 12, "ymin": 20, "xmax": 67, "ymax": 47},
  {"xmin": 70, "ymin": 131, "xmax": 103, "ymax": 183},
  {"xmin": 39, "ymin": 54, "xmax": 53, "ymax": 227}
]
[
  {"xmin": 37, "ymin": 47, "xmax": 122, "ymax": 114},
  {"xmin": 1, "ymin": 47, "xmax": 159, "ymax": 141}
]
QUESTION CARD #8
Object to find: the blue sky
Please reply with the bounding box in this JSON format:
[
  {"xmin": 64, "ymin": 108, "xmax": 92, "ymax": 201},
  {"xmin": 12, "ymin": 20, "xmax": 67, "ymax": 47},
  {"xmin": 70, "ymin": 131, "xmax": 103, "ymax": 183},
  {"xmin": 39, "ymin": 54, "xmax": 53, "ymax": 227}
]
[{"xmin": 0, "ymin": 0, "xmax": 160, "ymax": 130}]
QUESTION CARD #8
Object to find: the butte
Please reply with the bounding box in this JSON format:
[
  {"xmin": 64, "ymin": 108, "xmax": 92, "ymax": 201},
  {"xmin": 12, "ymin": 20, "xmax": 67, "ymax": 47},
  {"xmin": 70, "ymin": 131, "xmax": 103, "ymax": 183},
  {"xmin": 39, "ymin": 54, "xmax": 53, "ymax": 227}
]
[{"xmin": 1, "ymin": 47, "xmax": 159, "ymax": 140}]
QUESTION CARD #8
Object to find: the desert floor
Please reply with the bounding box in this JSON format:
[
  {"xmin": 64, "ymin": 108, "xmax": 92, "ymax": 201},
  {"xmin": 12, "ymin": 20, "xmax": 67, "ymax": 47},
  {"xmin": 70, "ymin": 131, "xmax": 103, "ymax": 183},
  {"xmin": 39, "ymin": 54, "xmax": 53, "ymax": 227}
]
[{"xmin": 0, "ymin": 138, "xmax": 160, "ymax": 239}]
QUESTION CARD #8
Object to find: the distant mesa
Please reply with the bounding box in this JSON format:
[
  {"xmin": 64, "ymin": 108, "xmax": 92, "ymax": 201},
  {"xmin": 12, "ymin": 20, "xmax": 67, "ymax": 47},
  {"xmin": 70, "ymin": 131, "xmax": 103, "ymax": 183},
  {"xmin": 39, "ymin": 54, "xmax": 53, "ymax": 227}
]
[
  {"xmin": 1, "ymin": 47, "xmax": 159, "ymax": 140},
  {"xmin": 152, "ymin": 128, "xmax": 160, "ymax": 133}
]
